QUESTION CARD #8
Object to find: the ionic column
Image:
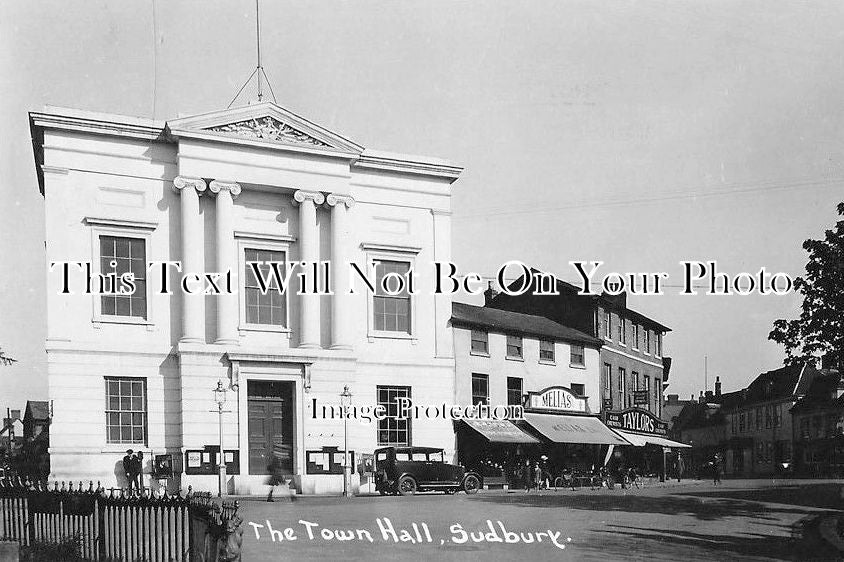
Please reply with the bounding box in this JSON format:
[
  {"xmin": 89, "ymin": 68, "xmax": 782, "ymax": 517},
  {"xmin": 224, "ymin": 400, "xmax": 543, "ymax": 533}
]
[
  {"xmin": 293, "ymin": 190, "xmax": 325, "ymax": 349},
  {"xmin": 326, "ymin": 194, "xmax": 355, "ymax": 350},
  {"xmin": 173, "ymin": 176, "xmax": 206, "ymax": 343},
  {"xmin": 209, "ymin": 180, "xmax": 242, "ymax": 346}
]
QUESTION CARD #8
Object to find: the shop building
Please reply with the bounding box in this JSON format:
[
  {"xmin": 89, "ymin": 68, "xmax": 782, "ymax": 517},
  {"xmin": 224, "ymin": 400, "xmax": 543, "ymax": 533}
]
[
  {"xmin": 723, "ymin": 364, "xmax": 819, "ymax": 477},
  {"xmin": 603, "ymin": 406, "xmax": 690, "ymax": 480},
  {"xmin": 790, "ymin": 369, "xmax": 844, "ymax": 477},
  {"xmin": 450, "ymin": 303, "xmax": 628, "ymax": 485},
  {"xmin": 30, "ymin": 103, "xmax": 461, "ymax": 495},
  {"xmin": 486, "ymin": 274, "xmax": 670, "ymax": 417}
]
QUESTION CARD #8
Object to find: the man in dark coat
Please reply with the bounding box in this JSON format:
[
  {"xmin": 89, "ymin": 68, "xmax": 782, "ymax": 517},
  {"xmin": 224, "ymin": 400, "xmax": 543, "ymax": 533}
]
[
  {"xmin": 122, "ymin": 450, "xmax": 134, "ymax": 491},
  {"xmin": 132, "ymin": 451, "xmax": 144, "ymax": 494}
]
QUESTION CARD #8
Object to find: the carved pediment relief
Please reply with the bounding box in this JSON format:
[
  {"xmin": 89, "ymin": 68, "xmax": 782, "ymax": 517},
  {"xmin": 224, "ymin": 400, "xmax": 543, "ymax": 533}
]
[{"xmin": 206, "ymin": 116, "xmax": 330, "ymax": 147}]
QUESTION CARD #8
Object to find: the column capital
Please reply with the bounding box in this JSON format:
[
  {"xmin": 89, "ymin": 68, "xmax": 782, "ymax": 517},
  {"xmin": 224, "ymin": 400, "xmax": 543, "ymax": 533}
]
[
  {"xmin": 209, "ymin": 180, "xmax": 242, "ymax": 198},
  {"xmin": 172, "ymin": 176, "xmax": 207, "ymax": 194},
  {"xmin": 293, "ymin": 190, "xmax": 325, "ymax": 206},
  {"xmin": 326, "ymin": 194, "xmax": 355, "ymax": 209}
]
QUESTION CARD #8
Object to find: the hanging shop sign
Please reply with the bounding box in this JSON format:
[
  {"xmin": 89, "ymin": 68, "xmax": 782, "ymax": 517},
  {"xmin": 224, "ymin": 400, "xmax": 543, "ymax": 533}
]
[
  {"xmin": 525, "ymin": 386, "xmax": 588, "ymax": 414},
  {"xmin": 604, "ymin": 407, "xmax": 668, "ymax": 436}
]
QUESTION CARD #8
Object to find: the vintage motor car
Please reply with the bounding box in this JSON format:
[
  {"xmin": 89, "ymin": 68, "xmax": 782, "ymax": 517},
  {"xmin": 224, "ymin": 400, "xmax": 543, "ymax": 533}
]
[{"xmin": 374, "ymin": 446, "xmax": 482, "ymax": 496}]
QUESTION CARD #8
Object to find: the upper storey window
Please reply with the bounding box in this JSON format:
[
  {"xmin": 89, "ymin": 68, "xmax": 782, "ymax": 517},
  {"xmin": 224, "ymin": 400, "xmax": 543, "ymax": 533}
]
[
  {"xmin": 374, "ymin": 260, "xmax": 411, "ymax": 334},
  {"xmin": 244, "ymin": 248, "xmax": 288, "ymax": 327},
  {"xmin": 100, "ymin": 236, "xmax": 147, "ymax": 319}
]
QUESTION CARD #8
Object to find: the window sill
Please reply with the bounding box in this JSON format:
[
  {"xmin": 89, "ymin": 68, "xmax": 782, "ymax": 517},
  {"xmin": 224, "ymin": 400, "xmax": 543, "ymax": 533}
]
[
  {"xmin": 93, "ymin": 317, "xmax": 154, "ymax": 329},
  {"xmin": 238, "ymin": 324, "xmax": 291, "ymax": 334},
  {"xmin": 618, "ymin": 343, "xmax": 626, "ymax": 348},
  {"xmin": 538, "ymin": 359, "xmax": 556, "ymax": 366},
  {"xmin": 569, "ymin": 363, "xmax": 586, "ymax": 370},
  {"xmin": 102, "ymin": 444, "xmax": 148, "ymax": 453},
  {"xmin": 368, "ymin": 331, "xmax": 417, "ymax": 342},
  {"xmin": 470, "ymin": 351, "xmax": 491, "ymax": 358},
  {"xmin": 603, "ymin": 337, "xmax": 613, "ymax": 342},
  {"xmin": 505, "ymin": 356, "xmax": 524, "ymax": 362}
]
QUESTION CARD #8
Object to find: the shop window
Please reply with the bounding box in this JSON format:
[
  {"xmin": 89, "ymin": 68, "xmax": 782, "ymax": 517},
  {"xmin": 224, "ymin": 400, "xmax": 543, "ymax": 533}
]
[
  {"xmin": 377, "ymin": 386, "xmax": 412, "ymax": 446},
  {"xmin": 100, "ymin": 236, "xmax": 147, "ymax": 319},
  {"xmin": 507, "ymin": 377, "xmax": 523, "ymax": 407},
  {"xmin": 539, "ymin": 340, "xmax": 555, "ymax": 362},
  {"xmin": 470, "ymin": 330, "xmax": 488, "ymax": 354},
  {"xmin": 472, "ymin": 374, "xmax": 489, "ymax": 406},
  {"xmin": 506, "ymin": 335, "xmax": 523, "ymax": 359},
  {"xmin": 105, "ymin": 377, "xmax": 147, "ymax": 444},
  {"xmin": 571, "ymin": 344, "xmax": 585, "ymax": 366}
]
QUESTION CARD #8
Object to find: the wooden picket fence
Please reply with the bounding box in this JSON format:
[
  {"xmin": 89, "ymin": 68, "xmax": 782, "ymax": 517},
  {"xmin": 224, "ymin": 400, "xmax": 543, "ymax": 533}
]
[{"xmin": 0, "ymin": 478, "xmax": 242, "ymax": 561}]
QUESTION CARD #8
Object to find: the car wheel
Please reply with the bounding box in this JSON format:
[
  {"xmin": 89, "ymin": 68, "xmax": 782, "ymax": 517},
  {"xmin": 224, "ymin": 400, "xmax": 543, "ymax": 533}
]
[
  {"xmin": 397, "ymin": 476, "xmax": 417, "ymax": 496},
  {"xmin": 463, "ymin": 475, "xmax": 480, "ymax": 495}
]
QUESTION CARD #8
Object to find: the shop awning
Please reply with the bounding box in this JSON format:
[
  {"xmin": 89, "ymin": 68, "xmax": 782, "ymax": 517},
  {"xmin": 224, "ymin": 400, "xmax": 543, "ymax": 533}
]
[
  {"xmin": 615, "ymin": 430, "xmax": 691, "ymax": 448},
  {"xmin": 521, "ymin": 413, "xmax": 631, "ymax": 446},
  {"xmin": 461, "ymin": 419, "xmax": 540, "ymax": 443}
]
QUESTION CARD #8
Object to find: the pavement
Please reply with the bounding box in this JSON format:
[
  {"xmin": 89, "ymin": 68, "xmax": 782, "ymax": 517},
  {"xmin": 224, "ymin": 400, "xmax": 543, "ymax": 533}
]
[{"xmin": 236, "ymin": 478, "xmax": 844, "ymax": 561}]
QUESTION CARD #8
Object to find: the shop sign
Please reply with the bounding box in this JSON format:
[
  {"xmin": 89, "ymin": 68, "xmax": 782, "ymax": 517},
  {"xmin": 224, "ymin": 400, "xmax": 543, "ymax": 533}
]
[
  {"xmin": 525, "ymin": 386, "xmax": 588, "ymax": 414},
  {"xmin": 633, "ymin": 390, "xmax": 649, "ymax": 406},
  {"xmin": 605, "ymin": 408, "xmax": 668, "ymax": 436}
]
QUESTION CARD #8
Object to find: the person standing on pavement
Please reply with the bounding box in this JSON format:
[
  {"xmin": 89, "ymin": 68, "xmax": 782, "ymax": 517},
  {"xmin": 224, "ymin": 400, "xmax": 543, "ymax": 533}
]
[
  {"xmin": 712, "ymin": 453, "xmax": 722, "ymax": 485},
  {"xmin": 132, "ymin": 451, "xmax": 144, "ymax": 494},
  {"xmin": 676, "ymin": 452, "xmax": 685, "ymax": 482},
  {"xmin": 122, "ymin": 449, "xmax": 134, "ymax": 492}
]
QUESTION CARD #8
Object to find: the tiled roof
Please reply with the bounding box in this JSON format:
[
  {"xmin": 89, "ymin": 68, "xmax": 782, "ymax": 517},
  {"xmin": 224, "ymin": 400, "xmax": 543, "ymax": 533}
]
[
  {"xmin": 25, "ymin": 401, "xmax": 49, "ymax": 420},
  {"xmin": 451, "ymin": 302, "xmax": 602, "ymax": 346}
]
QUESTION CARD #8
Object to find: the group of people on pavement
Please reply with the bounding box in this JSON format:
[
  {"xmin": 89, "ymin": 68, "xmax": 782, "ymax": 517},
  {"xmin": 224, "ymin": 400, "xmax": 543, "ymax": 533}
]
[
  {"xmin": 674, "ymin": 451, "xmax": 722, "ymax": 484},
  {"xmin": 122, "ymin": 449, "xmax": 144, "ymax": 493}
]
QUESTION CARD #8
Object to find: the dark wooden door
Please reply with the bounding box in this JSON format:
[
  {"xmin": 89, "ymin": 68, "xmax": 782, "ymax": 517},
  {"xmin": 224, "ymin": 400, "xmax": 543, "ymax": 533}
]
[{"xmin": 247, "ymin": 381, "xmax": 293, "ymax": 475}]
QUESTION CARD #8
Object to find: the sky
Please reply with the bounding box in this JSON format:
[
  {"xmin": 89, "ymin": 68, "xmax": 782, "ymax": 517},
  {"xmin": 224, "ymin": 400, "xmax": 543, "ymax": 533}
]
[{"xmin": 2, "ymin": 1, "xmax": 844, "ymax": 414}]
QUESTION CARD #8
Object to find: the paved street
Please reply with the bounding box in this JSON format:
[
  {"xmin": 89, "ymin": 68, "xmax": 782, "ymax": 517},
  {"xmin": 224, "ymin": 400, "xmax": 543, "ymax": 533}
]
[{"xmin": 237, "ymin": 479, "xmax": 844, "ymax": 561}]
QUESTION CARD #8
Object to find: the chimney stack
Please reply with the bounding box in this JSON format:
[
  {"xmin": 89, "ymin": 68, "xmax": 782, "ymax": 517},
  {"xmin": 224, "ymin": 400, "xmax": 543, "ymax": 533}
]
[
  {"xmin": 715, "ymin": 376, "xmax": 721, "ymax": 397},
  {"xmin": 698, "ymin": 391, "xmax": 704, "ymax": 404},
  {"xmin": 484, "ymin": 281, "xmax": 499, "ymax": 306}
]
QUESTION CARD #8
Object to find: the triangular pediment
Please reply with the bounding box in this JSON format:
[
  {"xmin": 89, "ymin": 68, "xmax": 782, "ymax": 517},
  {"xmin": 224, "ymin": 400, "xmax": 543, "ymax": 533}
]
[{"xmin": 166, "ymin": 102, "xmax": 363, "ymax": 154}]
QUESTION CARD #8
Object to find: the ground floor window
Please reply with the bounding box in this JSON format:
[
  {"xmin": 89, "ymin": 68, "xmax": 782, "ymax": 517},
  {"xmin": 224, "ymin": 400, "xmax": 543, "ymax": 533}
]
[
  {"xmin": 377, "ymin": 386, "xmax": 412, "ymax": 446},
  {"xmin": 105, "ymin": 377, "xmax": 147, "ymax": 444}
]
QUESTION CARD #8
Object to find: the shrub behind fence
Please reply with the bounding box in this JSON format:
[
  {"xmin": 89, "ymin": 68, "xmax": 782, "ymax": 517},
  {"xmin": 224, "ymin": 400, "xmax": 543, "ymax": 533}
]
[{"xmin": 0, "ymin": 478, "xmax": 242, "ymax": 562}]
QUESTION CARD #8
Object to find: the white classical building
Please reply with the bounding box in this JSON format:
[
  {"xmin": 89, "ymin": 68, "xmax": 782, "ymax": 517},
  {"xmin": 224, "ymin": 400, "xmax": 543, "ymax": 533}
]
[{"xmin": 30, "ymin": 102, "xmax": 461, "ymax": 495}]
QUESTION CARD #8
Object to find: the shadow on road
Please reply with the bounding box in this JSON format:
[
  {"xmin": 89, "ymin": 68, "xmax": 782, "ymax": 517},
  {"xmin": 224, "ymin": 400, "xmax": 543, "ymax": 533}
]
[
  {"xmin": 679, "ymin": 482, "xmax": 844, "ymax": 511},
  {"xmin": 471, "ymin": 491, "xmax": 794, "ymax": 522},
  {"xmin": 587, "ymin": 525, "xmax": 801, "ymax": 561}
]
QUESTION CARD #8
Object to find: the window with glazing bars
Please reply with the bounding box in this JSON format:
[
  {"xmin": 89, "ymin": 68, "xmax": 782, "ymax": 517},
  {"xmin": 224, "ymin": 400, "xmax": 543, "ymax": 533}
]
[
  {"xmin": 105, "ymin": 377, "xmax": 147, "ymax": 444},
  {"xmin": 100, "ymin": 236, "xmax": 146, "ymax": 318}
]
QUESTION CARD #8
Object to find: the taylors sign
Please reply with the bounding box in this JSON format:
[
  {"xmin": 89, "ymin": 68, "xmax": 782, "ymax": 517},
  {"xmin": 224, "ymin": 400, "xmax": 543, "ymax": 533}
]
[
  {"xmin": 526, "ymin": 386, "xmax": 587, "ymax": 414},
  {"xmin": 605, "ymin": 408, "xmax": 668, "ymax": 436}
]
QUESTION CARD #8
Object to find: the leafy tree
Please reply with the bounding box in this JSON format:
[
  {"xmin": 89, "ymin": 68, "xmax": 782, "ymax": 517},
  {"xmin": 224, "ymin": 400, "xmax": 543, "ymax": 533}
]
[{"xmin": 769, "ymin": 202, "xmax": 844, "ymax": 370}]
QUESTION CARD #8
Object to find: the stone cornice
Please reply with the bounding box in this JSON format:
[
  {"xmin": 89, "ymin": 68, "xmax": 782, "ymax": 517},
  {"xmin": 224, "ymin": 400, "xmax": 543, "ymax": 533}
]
[
  {"xmin": 29, "ymin": 109, "xmax": 165, "ymax": 141},
  {"xmin": 326, "ymin": 194, "xmax": 355, "ymax": 208},
  {"xmin": 353, "ymin": 151, "xmax": 463, "ymax": 182},
  {"xmin": 208, "ymin": 179, "xmax": 242, "ymax": 198},
  {"xmin": 292, "ymin": 190, "xmax": 325, "ymax": 205},
  {"xmin": 172, "ymin": 176, "xmax": 207, "ymax": 194}
]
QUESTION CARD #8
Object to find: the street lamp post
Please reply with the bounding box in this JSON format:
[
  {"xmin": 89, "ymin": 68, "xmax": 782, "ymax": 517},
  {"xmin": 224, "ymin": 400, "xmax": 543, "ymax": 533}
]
[
  {"xmin": 213, "ymin": 380, "xmax": 228, "ymax": 497},
  {"xmin": 340, "ymin": 385, "xmax": 353, "ymax": 498}
]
